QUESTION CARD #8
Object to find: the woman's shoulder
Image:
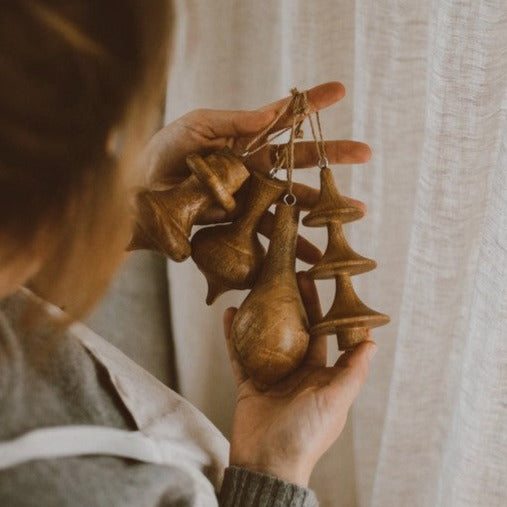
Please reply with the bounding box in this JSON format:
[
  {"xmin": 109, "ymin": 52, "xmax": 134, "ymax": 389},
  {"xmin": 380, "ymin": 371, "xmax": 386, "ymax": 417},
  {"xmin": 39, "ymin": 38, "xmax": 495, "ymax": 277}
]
[
  {"xmin": 0, "ymin": 291, "xmax": 205, "ymax": 506},
  {"xmin": 0, "ymin": 288, "xmax": 134, "ymax": 439}
]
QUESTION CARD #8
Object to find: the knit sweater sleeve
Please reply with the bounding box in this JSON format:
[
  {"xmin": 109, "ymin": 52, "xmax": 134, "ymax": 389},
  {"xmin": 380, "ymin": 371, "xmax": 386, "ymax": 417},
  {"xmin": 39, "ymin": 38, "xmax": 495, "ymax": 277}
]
[{"xmin": 218, "ymin": 466, "xmax": 319, "ymax": 506}]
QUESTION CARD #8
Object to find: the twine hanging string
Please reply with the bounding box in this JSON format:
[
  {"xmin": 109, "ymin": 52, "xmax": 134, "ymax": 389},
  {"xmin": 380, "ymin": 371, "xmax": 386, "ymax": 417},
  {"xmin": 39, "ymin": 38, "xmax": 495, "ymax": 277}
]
[
  {"xmin": 241, "ymin": 98, "xmax": 294, "ymax": 159},
  {"xmin": 283, "ymin": 89, "xmax": 308, "ymax": 205},
  {"xmin": 241, "ymin": 88, "xmax": 327, "ymax": 206},
  {"xmin": 307, "ymin": 109, "xmax": 329, "ymax": 169}
]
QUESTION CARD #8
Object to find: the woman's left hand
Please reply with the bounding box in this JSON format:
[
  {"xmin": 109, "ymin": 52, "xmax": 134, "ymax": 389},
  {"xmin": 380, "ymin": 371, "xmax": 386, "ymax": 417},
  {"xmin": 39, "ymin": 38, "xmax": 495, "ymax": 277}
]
[{"xmin": 140, "ymin": 82, "xmax": 371, "ymax": 264}]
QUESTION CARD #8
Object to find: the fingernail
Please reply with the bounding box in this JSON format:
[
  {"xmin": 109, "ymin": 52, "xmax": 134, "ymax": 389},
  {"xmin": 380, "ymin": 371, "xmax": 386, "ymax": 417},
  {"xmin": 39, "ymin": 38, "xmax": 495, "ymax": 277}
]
[{"xmin": 367, "ymin": 344, "xmax": 378, "ymax": 361}]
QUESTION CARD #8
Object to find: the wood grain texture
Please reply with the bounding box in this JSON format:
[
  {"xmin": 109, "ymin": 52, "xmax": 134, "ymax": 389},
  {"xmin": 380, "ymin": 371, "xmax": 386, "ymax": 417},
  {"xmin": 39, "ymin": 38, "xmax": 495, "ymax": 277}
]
[
  {"xmin": 304, "ymin": 168, "xmax": 389, "ymax": 350},
  {"xmin": 128, "ymin": 147, "xmax": 249, "ymax": 261},
  {"xmin": 191, "ymin": 171, "xmax": 286, "ymax": 304},
  {"xmin": 312, "ymin": 275, "xmax": 390, "ymax": 350},
  {"xmin": 230, "ymin": 203, "xmax": 310, "ymax": 387}
]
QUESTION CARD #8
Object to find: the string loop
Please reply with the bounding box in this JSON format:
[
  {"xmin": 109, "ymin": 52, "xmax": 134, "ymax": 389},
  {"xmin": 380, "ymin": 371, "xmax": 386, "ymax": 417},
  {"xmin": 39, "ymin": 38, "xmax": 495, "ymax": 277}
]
[
  {"xmin": 318, "ymin": 156, "xmax": 329, "ymax": 169},
  {"xmin": 283, "ymin": 193, "xmax": 297, "ymax": 206}
]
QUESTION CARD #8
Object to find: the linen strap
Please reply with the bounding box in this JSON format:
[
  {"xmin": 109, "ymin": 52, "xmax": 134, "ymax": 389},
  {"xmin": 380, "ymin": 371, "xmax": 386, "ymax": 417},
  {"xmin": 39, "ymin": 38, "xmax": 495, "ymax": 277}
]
[{"xmin": 0, "ymin": 425, "xmax": 205, "ymax": 471}]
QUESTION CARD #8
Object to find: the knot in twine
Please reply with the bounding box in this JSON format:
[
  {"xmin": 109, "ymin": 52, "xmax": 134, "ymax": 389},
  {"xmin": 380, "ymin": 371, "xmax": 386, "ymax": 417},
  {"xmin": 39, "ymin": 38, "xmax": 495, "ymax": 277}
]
[{"xmin": 242, "ymin": 87, "xmax": 327, "ymax": 206}]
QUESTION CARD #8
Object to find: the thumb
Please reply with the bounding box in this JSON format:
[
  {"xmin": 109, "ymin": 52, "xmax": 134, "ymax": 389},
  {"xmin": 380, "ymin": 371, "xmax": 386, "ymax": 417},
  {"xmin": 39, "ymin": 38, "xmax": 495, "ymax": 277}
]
[
  {"xmin": 327, "ymin": 340, "xmax": 377, "ymax": 407},
  {"xmin": 223, "ymin": 307, "xmax": 249, "ymax": 386}
]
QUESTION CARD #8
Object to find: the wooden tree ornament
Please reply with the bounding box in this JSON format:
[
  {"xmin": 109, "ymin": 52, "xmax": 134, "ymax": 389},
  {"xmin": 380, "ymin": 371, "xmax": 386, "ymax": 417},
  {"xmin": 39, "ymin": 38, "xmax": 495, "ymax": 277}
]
[
  {"xmin": 128, "ymin": 147, "xmax": 249, "ymax": 261},
  {"xmin": 303, "ymin": 166, "xmax": 390, "ymax": 350},
  {"xmin": 230, "ymin": 203, "xmax": 310, "ymax": 387},
  {"xmin": 191, "ymin": 171, "xmax": 287, "ymax": 304}
]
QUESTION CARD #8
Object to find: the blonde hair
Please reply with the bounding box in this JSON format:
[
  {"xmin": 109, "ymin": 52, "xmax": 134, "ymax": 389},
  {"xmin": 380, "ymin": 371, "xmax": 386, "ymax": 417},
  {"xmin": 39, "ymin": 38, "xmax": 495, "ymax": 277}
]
[{"xmin": 0, "ymin": 0, "xmax": 172, "ymax": 319}]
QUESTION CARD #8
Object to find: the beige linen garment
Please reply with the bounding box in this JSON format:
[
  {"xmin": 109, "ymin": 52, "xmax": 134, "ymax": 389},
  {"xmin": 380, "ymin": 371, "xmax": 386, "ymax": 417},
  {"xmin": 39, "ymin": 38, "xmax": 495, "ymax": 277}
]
[
  {"xmin": 5, "ymin": 289, "xmax": 229, "ymax": 507},
  {"xmin": 162, "ymin": 1, "xmax": 507, "ymax": 507}
]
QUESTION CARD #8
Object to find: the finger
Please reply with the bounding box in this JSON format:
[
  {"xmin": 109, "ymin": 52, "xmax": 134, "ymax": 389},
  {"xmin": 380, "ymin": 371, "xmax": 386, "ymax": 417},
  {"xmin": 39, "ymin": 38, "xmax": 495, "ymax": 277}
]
[
  {"xmin": 258, "ymin": 211, "xmax": 322, "ymax": 264},
  {"xmin": 195, "ymin": 178, "xmax": 347, "ymax": 225},
  {"xmin": 327, "ymin": 340, "xmax": 377, "ymax": 406},
  {"xmin": 273, "ymin": 140, "xmax": 372, "ymax": 166},
  {"xmin": 247, "ymin": 140, "xmax": 372, "ymax": 172},
  {"xmin": 235, "ymin": 83, "xmax": 346, "ymax": 155},
  {"xmin": 183, "ymin": 83, "xmax": 342, "ymax": 150},
  {"xmin": 334, "ymin": 331, "xmax": 374, "ymax": 368},
  {"xmin": 189, "ymin": 108, "xmax": 277, "ymax": 138},
  {"xmin": 258, "ymin": 82, "xmax": 346, "ymax": 132},
  {"xmin": 281, "ymin": 182, "xmax": 367, "ymax": 215},
  {"xmin": 194, "ymin": 180, "xmax": 366, "ymax": 226},
  {"xmin": 223, "ymin": 307, "xmax": 249, "ymax": 386},
  {"xmin": 297, "ymin": 272, "xmax": 327, "ymax": 366},
  {"xmin": 296, "ymin": 272, "xmax": 323, "ymax": 326}
]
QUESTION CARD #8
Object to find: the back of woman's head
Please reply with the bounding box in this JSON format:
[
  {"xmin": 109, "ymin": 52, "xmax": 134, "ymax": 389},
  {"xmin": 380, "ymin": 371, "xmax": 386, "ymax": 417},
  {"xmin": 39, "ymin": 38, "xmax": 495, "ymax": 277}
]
[{"xmin": 0, "ymin": 0, "xmax": 171, "ymax": 318}]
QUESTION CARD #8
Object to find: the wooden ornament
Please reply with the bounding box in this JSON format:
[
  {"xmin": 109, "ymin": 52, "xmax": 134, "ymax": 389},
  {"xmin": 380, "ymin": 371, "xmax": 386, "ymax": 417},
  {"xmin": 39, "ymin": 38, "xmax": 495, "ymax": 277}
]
[
  {"xmin": 191, "ymin": 171, "xmax": 287, "ymax": 304},
  {"xmin": 302, "ymin": 167, "xmax": 364, "ymax": 226},
  {"xmin": 308, "ymin": 221, "xmax": 377, "ymax": 279},
  {"xmin": 311, "ymin": 275, "xmax": 390, "ymax": 349},
  {"xmin": 303, "ymin": 167, "xmax": 389, "ymax": 350},
  {"xmin": 230, "ymin": 203, "xmax": 310, "ymax": 387},
  {"xmin": 128, "ymin": 147, "xmax": 249, "ymax": 261}
]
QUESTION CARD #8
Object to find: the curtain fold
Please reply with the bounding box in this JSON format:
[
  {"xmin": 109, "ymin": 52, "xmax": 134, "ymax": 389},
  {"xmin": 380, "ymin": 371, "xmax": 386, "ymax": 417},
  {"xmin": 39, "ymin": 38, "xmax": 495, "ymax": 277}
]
[
  {"xmin": 368, "ymin": 2, "xmax": 507, "ymax": 505},
  {"xmin": 164, "ymin": 1, "xmax": 507, "ymax": 505}
]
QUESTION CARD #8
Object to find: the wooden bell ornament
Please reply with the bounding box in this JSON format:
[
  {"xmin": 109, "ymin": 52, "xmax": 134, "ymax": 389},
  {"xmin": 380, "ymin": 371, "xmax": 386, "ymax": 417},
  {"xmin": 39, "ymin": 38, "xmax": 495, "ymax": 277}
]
[
  {"xmin": 128, "ymin": 147, "xmax": 249, "ymax": 262},
  {"xmin": 191, "ymin": 171, "xmax": 287, "ymax": 304},
  {"xmin": 230, "ymin": 203, "xmax": 310, "ymax": 387},
  {"xmin": 303, "ymin": 167, "xmax": 390, "ymax": 350}
]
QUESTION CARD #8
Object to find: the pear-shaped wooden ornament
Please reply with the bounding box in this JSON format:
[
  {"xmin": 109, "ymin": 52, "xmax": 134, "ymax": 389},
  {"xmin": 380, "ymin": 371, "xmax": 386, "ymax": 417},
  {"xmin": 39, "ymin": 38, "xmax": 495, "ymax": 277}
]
[
  {"xmin": 311, "ymin": 275, "xmax": 390, "ymax": 350},
  {"xmin": 191, "ymin": 171, "xmax": 287, "ymax": 304},
  {"xmin": 128, "ymin": 147, "xmax": 249, "ymax": 262},
  {"xmin": 230, "ymin": 203, "xmax": 310, "ymax": 387}
]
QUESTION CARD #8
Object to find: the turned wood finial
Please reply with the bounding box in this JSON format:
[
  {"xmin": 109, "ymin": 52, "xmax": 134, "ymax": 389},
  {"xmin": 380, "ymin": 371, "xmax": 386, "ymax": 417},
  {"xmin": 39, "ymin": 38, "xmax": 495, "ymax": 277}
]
[
  {"xmin": 302, "ymin": 167, "xmax": 364, "ymax": 227},
  {"xmin": 231, "ymin": 203, "xmax": 310, "ymax": 387},
  {"xmin": 128, "ymin": 147, "xmax": 249, "ymax": 262},
  {"xmin": 312, "ymin": 275, "xmax": 390, "ymax": 349},
  {"xmin": 191, "ymin": 171, "xmax": 286, "ymax": 304},
  {"xmin": 304, "ymin": 167, "xmax": 389, "ymax": 350},
  {"xmin": 308, "ymin": 221, "xmax": 377, "ymax": 279}
]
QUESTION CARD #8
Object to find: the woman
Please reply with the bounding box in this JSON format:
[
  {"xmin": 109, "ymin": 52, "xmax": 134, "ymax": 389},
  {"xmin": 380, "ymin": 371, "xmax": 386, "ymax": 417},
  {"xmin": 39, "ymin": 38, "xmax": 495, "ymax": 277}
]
[{"xmin": 0, "ymin": 1, "xmax": 377, "ymax": 505}]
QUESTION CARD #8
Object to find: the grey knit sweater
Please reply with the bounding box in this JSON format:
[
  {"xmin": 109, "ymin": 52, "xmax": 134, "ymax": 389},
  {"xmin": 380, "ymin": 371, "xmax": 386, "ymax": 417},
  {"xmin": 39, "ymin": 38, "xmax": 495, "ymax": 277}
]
[{"xmin": 0, "ymin": 290, "xmax": 318, "ymax": 506}]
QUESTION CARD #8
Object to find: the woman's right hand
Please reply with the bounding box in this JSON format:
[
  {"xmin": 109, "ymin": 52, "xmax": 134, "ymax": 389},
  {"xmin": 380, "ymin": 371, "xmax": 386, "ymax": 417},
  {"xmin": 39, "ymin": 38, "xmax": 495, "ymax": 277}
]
[{"xmin": 222, "ymin": 272, "xmax": 377, "ymax": 487}]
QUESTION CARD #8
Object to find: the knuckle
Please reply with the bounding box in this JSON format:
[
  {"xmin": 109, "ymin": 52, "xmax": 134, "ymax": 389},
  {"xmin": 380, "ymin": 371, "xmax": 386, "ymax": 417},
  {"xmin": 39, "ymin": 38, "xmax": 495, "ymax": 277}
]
[
  {"xmin": 345, "ymin": 361, "xmax": 369, "ymax": 390},
  {"xmin": 186, "ymin": 108, "xmax": 208, "ymax": 122},
  {"xmin": 356, "ymin": 360, "xmax": 370, "ymax": 385}
]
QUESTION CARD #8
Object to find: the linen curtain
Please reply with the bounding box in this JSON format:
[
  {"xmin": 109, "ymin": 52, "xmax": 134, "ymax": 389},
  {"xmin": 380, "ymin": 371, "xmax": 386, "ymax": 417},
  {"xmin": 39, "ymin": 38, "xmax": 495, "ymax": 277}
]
[{"xmin": 163, "ymin": 1, "xmax": 507, "ymax": 506}]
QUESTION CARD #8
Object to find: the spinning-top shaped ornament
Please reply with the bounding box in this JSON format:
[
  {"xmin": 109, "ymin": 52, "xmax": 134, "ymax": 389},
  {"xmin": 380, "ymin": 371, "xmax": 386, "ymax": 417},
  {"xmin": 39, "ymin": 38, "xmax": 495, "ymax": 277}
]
[
  {"xmin": 230, "ymin": 203, "xmax": 310, "ymax": 387},
  {"xmin": 191, "ymin": 171, "xmax": 286, "ymax": 304},
  {"xmin": 303, "ymin": 165, "xmax": 390, "ymax": 350},
  {"xmin": 304, "ymin": 168, "xmax": 376, "ymax": 278},
  {"xmin": 129, "ymin": 147, "xmax": 249, "ymax": 261}
]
